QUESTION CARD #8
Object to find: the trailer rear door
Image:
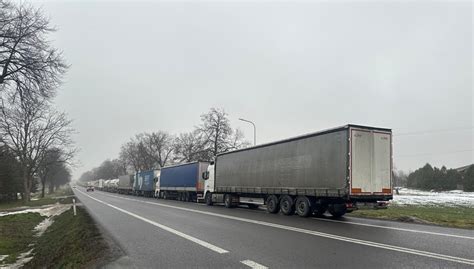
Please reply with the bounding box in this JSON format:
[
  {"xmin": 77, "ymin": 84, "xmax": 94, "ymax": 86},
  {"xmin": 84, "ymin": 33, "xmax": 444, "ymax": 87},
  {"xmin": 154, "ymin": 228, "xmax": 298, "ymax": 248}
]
[{"xmin": 350, "ymin": 129, "xmax": 392, "ymax": 195}]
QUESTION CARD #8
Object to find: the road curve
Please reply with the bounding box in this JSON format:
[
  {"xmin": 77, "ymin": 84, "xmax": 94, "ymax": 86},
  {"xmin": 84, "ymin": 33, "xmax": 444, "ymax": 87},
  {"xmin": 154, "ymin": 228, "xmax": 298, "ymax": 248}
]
[{"xmin": 73, "ymin": 188, "xmax": 474, "ymax": 269}]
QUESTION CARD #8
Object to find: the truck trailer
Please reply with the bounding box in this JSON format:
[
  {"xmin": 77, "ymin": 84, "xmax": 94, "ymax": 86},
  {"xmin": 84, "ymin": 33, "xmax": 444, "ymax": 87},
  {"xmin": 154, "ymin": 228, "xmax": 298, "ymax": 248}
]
[
  {"xmin": 98, "ymin": 179, "xmax": 104, "ymax": 191},
  {"xmin": 155, "ymin": 161, "xmax": 209, "ymax": 202},
  {"xmin": 134, "ymin": 170, "xmax": 159, "ymax": 197},
  {"xmin": 117, "ymin": 174, "xmax": 134, "ymax": 194},
  {"xmin": 203, "ymin": 124, "xmax": 392, "ymax": 217}
]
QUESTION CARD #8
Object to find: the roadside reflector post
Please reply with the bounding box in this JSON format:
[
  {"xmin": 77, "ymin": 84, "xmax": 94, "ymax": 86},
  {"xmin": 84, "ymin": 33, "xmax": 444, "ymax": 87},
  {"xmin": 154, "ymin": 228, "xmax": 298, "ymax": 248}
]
[{"xmin": 73, "ymin": 198, "xmax": 77, "ymax": 216}]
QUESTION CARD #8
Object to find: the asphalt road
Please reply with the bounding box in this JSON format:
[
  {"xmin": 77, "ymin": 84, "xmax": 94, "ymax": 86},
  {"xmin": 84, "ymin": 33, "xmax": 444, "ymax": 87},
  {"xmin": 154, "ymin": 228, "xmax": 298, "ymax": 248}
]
[{"xmin": 73, "ymin": 187, "xmax": 474, "ymax": 269}]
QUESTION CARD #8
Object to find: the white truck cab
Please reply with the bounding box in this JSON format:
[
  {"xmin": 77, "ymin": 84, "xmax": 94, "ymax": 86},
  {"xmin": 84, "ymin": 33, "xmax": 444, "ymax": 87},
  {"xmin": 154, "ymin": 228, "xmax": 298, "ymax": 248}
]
[
  {"xmin": 203, "ymin": 163, "xmax": 215, "ymax": 202},
  {"xmin": 154, "ymin": 172, "xmax": 161, "ymax": 198}
]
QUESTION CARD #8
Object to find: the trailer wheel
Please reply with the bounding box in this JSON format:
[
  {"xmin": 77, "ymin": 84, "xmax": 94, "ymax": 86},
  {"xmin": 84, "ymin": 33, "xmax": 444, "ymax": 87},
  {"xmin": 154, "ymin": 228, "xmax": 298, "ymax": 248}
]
[
  {"xmin": 280, "ymin": 195, "xmax": 295, "ymax": 215},
  {"xmin": 205, "ymin": 193, "xmax": 213, "ymax": 206},
  {"xmin": 185, "ymin": 192, "xmax": 191, "ymax": 202},
  {"xmin": 266, "ymin": 195, "xmax": 279, "ymax": 213},
  {"xmin": 163, "ymin": 192, "xmax": 168, "ymax": 200},
  {"xmin": 328, "ymin": 204, "xmax": 347, "ymax": 218},
  {"xmin": 224, "ymin": 194, "xmax": 235, "ymax": 208},
  {"xmin": 295, "ymin": 196, "xmax": 312, "ymax": 217},
  {"xmin": 313, "ymin": 204, "xmax": 328, "ymax": 217}
]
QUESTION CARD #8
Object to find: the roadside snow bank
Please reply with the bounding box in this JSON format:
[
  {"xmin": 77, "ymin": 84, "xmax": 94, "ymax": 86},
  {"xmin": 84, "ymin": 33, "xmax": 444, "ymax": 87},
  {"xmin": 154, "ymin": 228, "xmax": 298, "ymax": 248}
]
[{"xmin": 393, "ymin": 188, "xmax": 474, "ymax": 207}]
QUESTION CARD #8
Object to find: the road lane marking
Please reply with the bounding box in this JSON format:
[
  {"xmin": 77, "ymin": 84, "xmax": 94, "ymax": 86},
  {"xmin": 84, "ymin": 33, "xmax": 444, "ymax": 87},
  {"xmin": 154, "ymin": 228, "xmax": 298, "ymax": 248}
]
[
  {"xmin": 96, "ymin": 192, "xmax": 474, "ymax": 266},
  {"xmin": 102, "ymin": 192, "xmax": 474, "ymax": 240},
  {"xmin": 240, "ymin": 260, "xmax": 268, "ymax": 269},
  {"xmin": 76, "ymin": 189, "xmax": 229, "ymax": 254},
  {"xmin": 311, "ymin": 217, "xmax": 474, "ymax": 240}
]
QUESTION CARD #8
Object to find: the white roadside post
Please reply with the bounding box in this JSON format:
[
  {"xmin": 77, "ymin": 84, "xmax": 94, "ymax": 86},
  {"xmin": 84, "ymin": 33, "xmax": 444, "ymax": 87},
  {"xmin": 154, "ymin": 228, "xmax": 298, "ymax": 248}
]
[{"xmin": 73, "ymin": 198, "xmax": 77, "ymax": 216}]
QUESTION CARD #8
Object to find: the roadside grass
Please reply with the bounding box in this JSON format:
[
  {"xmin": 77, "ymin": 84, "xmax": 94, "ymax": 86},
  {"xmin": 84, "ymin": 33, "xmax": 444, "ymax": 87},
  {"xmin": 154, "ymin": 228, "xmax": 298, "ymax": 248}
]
[
  {"xmin": 0, "ymin": 198, "xmax": 58, "ymax": 211},
  {"xmin": 350, "ymin": 205, "xmax": 474, "ymax": 229},
  {"xmin": 0, "ymin": 187, "xmax": 75, "ymax": 211},
  {"xmin": 24, "ymin": 206, "xmax": 109, "ymax": 269},
  {"xmin": 0, "ymin": 213, "xmax": 45, "ymax": 265}
]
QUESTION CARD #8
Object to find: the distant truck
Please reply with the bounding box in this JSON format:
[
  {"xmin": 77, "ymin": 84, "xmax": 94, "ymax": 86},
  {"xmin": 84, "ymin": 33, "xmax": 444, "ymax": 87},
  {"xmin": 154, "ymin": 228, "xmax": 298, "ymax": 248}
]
[
  {"xmin": 134, "ymin": 170, "xmax": 159, "ymax": 197},
  {"xmin": 117, "ymin": 174, "xmax": 134, "ymax": 194},
  {"xmin": 98, "ymin": 179, "xmax": 105, "ymax": 190},
  {"xmin": 155, "ymin": 161, "xmax": 209, "ymax": 202},
  {"xmin": 203, "ymin": 124, "xmax": 392, "ymax": 217}
]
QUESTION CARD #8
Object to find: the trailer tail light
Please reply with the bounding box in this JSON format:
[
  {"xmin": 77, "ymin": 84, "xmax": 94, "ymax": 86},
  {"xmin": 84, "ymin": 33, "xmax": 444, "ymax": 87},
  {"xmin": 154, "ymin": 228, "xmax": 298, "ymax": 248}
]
[
  {"xmin": 351, "ymin": 188, "xmax": 362, "ymax": 193},
  {"xmin": 382, "ymin": 188, "xmax": 391, "ymax": 194}
]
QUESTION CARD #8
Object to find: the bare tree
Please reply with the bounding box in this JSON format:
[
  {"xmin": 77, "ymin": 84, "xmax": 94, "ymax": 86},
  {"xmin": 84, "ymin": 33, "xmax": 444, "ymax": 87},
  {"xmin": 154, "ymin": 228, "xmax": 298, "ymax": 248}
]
[
  {"xmin": 93, "ymin": 159, "xmax": 127, "ymax": 179},
  {"xmin": 197, "ymin": 108, "xmax": 250, "ymax": 159},
  {"xmin": 0, "ymin": 94, "xmax": 74, "ymax": 202},
  {"xmin": 37, "ymin": 148, "xmax": 73, "ymax": 198},
  {"xmin": 119, "ymin": 134, "xmax": 155, "ymax": 172},
  {"xmin": 0, "ymin": 1, "xmax": 67, "ymax": 99},
  {"xmin": 143, "ymin": 131, "xmax": 174, "ymax": 168},
  {"xmin": 174, "ymin": 130, "xmax": 208, "ymax": 163},
  {"xmin": 47, "ymin": 164, "xmax": 71, "ymax": 194},
  {"xmin": 78, "ymin": 170, "xmax": 95, "ymax": 183}
]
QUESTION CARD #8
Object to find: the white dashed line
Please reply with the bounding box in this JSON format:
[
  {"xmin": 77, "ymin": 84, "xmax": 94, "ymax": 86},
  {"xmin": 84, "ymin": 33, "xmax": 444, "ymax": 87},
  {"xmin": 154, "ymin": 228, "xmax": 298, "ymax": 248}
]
[
  {"xmin": 96, "ymin": 192, "xmax": 474, "ymax": 266},
  {"xmin": 240, "ymin": 259, "xmax": 268, "ymax": 269}
]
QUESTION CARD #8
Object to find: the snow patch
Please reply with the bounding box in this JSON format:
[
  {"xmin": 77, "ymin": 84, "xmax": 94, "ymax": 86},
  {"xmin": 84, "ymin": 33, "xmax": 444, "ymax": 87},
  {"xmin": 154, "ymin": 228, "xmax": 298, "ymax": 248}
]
[
  {"xmin": 393, "ymin": 188, "xmax": 474, "ymax": 207},
  {"xmin": 0, "ymin": 203, "xmax": 71, "ymax": 217},
  {"xmin": 0, "ymin": 249, "xmax": 34, "ymax": 269},
  {"xmin": 0, "ymin": 204, "xmax": 72, "ymax": 268},
  {"xmin": 33, "ymin": 204, "xmax": 71, "ymax": 237}
]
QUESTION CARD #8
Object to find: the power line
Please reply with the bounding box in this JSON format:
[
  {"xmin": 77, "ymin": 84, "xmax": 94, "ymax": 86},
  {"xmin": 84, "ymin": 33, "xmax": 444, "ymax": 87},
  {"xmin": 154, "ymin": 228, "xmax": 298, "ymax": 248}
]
[
  {"xmin": 396, "ymin": 149, "xmax": 474, "ymax": 158},
  {"xmin": 395, "ymin": 126, "xmax": 474, "ymax": 137}
]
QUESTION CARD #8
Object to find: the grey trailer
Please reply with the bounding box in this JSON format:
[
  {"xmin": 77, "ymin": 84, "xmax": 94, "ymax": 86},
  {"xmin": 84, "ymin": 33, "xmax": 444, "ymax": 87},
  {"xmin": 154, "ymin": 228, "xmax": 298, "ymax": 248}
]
[
  {"xmin": 117, "ymin": 174, "xmax": 134, "ymax": 194},
  {"xmin": 203, "ymin": 124, "xmax": 392, "ymax": 218}
]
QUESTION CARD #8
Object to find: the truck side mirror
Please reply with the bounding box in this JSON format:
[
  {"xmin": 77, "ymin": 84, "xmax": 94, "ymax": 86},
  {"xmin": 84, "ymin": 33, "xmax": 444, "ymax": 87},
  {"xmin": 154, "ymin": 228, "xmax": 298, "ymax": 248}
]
[{"xmin": 202, "ymin": 171, "xmax": 209, "ymax": 180}]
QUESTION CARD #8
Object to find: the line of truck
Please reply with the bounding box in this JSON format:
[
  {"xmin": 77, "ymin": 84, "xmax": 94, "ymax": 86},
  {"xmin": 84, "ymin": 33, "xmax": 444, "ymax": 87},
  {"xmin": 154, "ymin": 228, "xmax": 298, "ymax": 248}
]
[{"xmin": 88, "ymin": 124, "xmax": 393, "ymax": 218}]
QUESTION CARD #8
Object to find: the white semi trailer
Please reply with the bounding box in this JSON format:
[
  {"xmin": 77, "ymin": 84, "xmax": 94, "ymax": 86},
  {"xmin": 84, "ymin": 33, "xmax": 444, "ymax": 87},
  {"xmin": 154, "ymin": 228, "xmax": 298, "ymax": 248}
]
[{"xmin": 203, "ymin": 124, "xmax": 392, "ymax": 218}]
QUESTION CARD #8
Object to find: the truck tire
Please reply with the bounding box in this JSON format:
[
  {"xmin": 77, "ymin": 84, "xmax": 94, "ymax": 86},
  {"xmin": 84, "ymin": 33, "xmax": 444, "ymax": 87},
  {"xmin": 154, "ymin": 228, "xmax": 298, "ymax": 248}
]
[
  {"xmin": 163, "ymin": 192, "xmax": 168, "ymax": 200},
  {"xmin": 224, "ymin": 194, "xmax": 235, "ymax": 208},
  {"xmin": 266, "ymin": 195, "xmax": 279, "ymax": 213},
  {"xmin": 205, "ymin": 193, "xmax": 213, "ymax": 206},
  {"xmin": 313, "ymin": 204, "xmax": 328, "ymax": 217},
  {"xmin": 295, "ymin": 196, "xmax": 312, "ymax": 217},
  {"xmin": 329, "ymin": 204, "xmax": 347, "ymax": 218},
  {"xmin": 280, "ymin": 195, "xmax": 295, "ymax": 215},
  {"xmin": 185, "ymin": 192, "xmax": 191, "ymax": 202}
]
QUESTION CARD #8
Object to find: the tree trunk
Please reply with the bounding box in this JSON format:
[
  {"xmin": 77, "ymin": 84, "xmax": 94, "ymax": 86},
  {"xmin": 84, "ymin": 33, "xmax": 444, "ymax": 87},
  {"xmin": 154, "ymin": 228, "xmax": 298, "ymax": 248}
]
[
  {"xmin": 22, "ymin": 169, "xmax": 30, "ymax": 203},
  {"xmin": 41, "ymin": 177, "xmax": 46, "ymax": 198},
  {"xmin": 48, "ymin": 182, "xmax": 54, "ymax": 194}
]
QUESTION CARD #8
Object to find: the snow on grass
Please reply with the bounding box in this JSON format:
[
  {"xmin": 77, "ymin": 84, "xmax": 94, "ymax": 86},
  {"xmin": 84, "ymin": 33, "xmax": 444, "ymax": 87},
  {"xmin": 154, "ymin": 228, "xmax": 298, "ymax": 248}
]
[
  {"xmin": 0, "ymin": 203, "xmax": 71, "ymax": 218},
  {"xmin": 2, "ymin": 204, "xmax": 72, "ymax": 237},
  {"xmin": 393, "ymin": 188, "xmax": 474, "ymax": 208}
]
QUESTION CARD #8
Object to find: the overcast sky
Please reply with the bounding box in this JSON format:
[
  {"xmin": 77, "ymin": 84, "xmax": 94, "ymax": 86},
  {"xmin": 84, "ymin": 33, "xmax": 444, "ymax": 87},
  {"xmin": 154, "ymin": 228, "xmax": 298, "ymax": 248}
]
[{"xmin": 33, "ymin": 0, "xmax": 472, "ymax": 179}]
